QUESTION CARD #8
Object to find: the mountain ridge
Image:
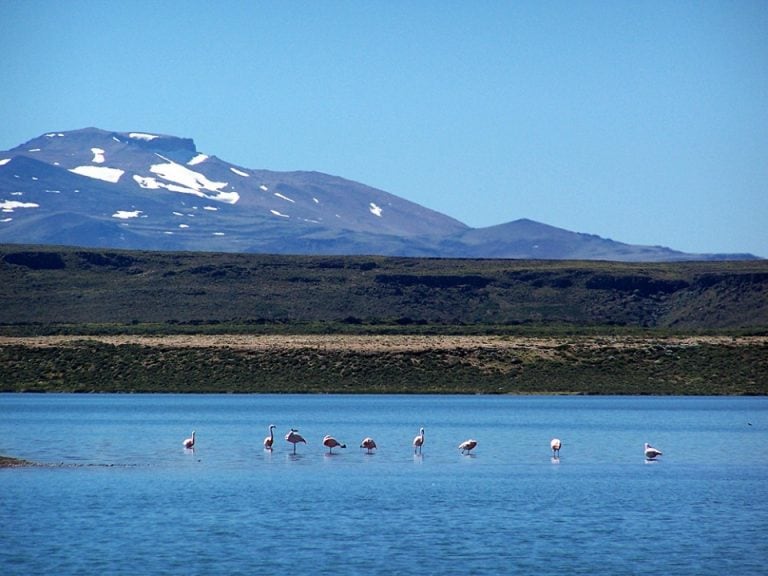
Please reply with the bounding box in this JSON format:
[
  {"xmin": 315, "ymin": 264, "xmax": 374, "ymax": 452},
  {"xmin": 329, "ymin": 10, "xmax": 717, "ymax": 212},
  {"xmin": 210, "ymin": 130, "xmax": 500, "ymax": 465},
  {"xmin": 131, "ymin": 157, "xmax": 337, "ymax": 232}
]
[
  {"xmin": 0, "ymin": 128, "xmax": 759, "ymax": 261},
  {"xmin": 2, "ymin": 244, "xmax": 766, "ymax": 330}
]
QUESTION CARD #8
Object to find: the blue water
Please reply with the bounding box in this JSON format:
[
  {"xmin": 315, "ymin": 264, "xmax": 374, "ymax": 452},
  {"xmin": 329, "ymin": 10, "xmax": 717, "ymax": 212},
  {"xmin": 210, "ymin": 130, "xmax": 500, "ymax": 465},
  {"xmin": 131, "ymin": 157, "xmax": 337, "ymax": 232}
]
[{"xmin": 1, "ymin": 394, "xmax": 767, "ymax": 575}]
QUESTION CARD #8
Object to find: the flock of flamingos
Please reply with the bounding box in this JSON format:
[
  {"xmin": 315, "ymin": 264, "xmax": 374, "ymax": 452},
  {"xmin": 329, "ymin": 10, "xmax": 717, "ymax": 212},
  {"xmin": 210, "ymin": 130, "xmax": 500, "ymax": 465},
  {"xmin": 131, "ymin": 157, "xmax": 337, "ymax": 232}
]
[{"xmin": 182, "ymin": 426, "xmax": 665, "ymax": 460}]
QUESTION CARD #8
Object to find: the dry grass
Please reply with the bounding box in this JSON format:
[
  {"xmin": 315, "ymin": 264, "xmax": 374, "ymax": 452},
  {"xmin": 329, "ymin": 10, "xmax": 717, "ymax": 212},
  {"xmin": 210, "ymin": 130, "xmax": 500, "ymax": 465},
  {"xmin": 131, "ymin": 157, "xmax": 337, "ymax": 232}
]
[
  {"xmin": 2, "ymin": 334, "xmax": 766, "ymax": 395},
  {"xmin": 1, "ymin": 333, "xmax": 764, "ymax": 353}
]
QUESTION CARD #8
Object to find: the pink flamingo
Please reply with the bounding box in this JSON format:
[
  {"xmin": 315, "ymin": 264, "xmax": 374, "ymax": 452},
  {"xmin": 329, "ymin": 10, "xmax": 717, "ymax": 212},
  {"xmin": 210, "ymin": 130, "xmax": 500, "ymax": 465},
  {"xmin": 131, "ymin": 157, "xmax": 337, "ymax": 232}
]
[
  {"xmin": 323, "ymin": 435, "xmax": 346, "ymax": 454},
  {"xmin": 458, "ymin": 439, "xmax": 478, "ymax": 454},
  {"xmin": 550, "ymin": 438, "xmax": 562, "ymax": 457},
  {"xmin": 182, "ymin": 430, "xmax": 195, "ymax": 449},
  {"xmin": 413, "ymin": 427, "xmax": 425, "ymax": 454},
  {"xmin": 263, "ymin": 424, "xmax": 276, "ymax": 450},
  {"xmin": 644, "ymin": 442, "xmax": 662, "ymax": 460},
  {"xmin": 360, "ymin": 437, "xmax": 377, "ymax": 454},
  {"xmin": 285, "ymin": 428, "xmax": 306, "ymax": 454}
]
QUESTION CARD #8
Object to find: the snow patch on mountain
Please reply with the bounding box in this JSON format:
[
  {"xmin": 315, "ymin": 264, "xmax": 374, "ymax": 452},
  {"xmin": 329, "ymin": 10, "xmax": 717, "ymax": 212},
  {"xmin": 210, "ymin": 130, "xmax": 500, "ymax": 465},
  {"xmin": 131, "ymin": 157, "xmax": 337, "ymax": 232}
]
[
  {"xmin": 1, "ymin": 200, "xmax": 40, "ymax": 211},
  {"xmin": 0, "ymin": 159, "xmax": 11, "ymax": 166},
  {"xmin": 369, "ymin": 202, "xmax": 383, "ymax": 217},
  {"xmin": 230, "ymin": 167, "xmax": 249, "ymax": 177},
  {"xmin": 91, "ymin": 148, "xmax": 105, "ymax": 163},
  {"xmin": 270, "ymin": 209, "xmax": 289, "ymax": 218},
  {"xmin": 112, "ymin": 210, "xmax": 142, "ymax": 219},
  {"xmin": 149, "ymin": 159, "xmax": 228, "ymax": 193},
  {"xmin": 133, "ymin": 175, "xmax": 163, "ymax": 190},
  {"xmin": 69, "ymin": 165, "xmax": 125, "ymax": 183},
  {"xmin": 129, "ymin": 133, "xmax": 158, "ymax": 141},
  {"xmin": 188, "ymin": 154, "xmax": 208, "ymax": 166},
  {"xmin": 274, "ymin": 192, "xmax": 295, "ymax": 203},
  {"xmin": 132, "ymin": 157, "xmax": 239, "ymax": 204}
]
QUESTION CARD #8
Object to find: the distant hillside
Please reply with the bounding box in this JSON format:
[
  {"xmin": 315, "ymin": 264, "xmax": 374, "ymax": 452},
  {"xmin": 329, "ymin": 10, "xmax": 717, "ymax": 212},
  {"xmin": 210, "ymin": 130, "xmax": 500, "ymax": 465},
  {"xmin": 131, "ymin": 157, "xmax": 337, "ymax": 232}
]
[
  {"xmin": 0, "ymin": 128, "xmax": 759, "ymax": 261},
  {"xmin": 1, "ymin": 245, "xmax": 766, "ymax": 331}
]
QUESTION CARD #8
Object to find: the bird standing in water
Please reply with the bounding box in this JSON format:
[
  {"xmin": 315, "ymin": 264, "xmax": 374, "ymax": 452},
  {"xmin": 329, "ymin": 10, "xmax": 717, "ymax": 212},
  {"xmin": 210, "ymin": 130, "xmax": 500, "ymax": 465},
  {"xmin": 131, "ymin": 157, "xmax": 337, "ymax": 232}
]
[
  {"xmin": 458, "ymin": 439, "xmax": 478, "ymax": 455},
  {"xmin": 263, "ymin": 424, "xmax": 276, "ymax": 450},
  {"xmin": 183, "ymin": 431, "xmax": 195, "ymax": 450},
  {"xmin": 360, "ymin": 437, "xmax": 377, "ymax": 454},
  {"xmin": 644, "ymin": 443, "xmax": 662, "ymax": 460},
  {"xmin": 323, "ymin": 435, "xmax": 346, "ymax": 454},
  {"xmin": 285, "ymin": 429, "xmax": 307, "ymax": 454},
  {"xmin": 413, "ymin": 427, "xmax": 425, "ymax": 454}
]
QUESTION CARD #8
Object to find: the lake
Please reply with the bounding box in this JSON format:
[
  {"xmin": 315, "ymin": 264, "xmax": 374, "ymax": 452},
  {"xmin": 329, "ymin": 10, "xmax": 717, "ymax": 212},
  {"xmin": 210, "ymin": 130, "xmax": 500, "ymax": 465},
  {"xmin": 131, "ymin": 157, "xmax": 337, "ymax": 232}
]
[{"xmin": 1, "ymin": 394, "xmax": 767, "ymax": 575}]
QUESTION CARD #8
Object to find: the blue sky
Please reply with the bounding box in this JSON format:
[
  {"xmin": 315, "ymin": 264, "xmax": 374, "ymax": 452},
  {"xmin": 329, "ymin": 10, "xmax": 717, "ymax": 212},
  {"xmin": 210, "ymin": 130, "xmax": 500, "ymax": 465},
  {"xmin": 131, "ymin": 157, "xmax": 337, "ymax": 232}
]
[{"xmin": 2, "ymin": 1, "xmax": 766, "ymax": 256}]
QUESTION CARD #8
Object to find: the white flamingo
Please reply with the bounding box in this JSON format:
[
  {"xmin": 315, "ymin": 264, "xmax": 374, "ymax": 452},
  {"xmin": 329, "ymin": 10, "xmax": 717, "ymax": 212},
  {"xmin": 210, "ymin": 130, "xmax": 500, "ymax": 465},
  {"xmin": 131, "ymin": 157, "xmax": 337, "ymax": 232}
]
[
  {"xmin": 413, "ymin": 427, "xmax": 425, "ymax": 454},
  {"xmin": 550, "ymin": 438, "xmax": 562, "ymax": 457},
  {"xmin": 458, "ymin": 439, "xmax": 478, "ymax": 454},
  {"xmin": 182, "ymin": 430, "xmax": 195, "ymax": 449},
  {"xmin": 644, "ymin": 442, "xmax": 662, "ymax": 460},
  {"xmin": 360, "ymin": 437, "xmax": 377, "ymax": 454},
  {"xmin": 263, "ymin": 424, "xmax": 276, "ymax": 450},
  {"xmin": 323, "ymin": 435, "xmax": 346, "ymax": 454},
  {"xmin": 285, "ymin": 429, "xmax": 307, "ymax": 454}
]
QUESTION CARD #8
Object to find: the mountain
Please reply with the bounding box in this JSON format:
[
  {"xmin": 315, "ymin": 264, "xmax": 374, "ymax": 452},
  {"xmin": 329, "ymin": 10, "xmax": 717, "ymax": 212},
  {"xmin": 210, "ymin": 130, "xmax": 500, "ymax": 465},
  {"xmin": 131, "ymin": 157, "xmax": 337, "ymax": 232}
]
[{"xmin": 0, "ymin": 128, "xmax": 758, "ymax": 261}]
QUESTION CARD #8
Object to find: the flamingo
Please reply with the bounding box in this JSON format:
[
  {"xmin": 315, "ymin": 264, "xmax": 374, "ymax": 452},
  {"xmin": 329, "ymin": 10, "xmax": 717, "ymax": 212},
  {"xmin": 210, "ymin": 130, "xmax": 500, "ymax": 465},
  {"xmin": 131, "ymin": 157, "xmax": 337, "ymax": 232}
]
[
  {"xmin": 323, "ymin": 435, "xmax": 346, "ymax": 454},
  {"xmin": 413, "ymin": 427, "xmax": 425, "ymax": 454},
  {"xmin": 644, "ymin": 442, "xmax": 662, "ymax": 460},
  {"xmin": 550, "ymin": 438, "xmax": 562, "ymax": 457},
  {"xmin": 285, "ymin": 428, "xmax": 306, "ymax": 454},
  {"xmin": 458, "ymin": 439, "xmax": 478, "ymax": 454},
  {"xmin": 263, "ymin": 424, "xmax": 276, "ymax": 451},
  {"xmin": 182, "ymin": 430, "xmax": 195, "ymax": 449},
  {"xmin": 360, "ymin": 437, "xmax": 377, "ymax": 454}
]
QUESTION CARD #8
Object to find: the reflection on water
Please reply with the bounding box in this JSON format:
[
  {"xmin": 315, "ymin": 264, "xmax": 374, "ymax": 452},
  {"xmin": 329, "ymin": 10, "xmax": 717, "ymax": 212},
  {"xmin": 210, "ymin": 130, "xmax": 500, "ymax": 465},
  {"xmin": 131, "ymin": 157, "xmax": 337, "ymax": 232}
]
[{"xmin": 1, "ymin": 394, "xmax": 767, "ymax": 575}]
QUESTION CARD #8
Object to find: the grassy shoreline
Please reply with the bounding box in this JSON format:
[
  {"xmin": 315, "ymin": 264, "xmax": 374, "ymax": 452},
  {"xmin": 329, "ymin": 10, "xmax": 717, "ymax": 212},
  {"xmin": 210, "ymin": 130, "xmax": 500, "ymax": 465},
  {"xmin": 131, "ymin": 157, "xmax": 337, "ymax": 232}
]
[
  {"xmin": 3, "ymin": 248, "xmax": 765, "ymax": 395},
  {"xmin": 2, "ymin": 333, "xmax": 766, "ymax": 395}
]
